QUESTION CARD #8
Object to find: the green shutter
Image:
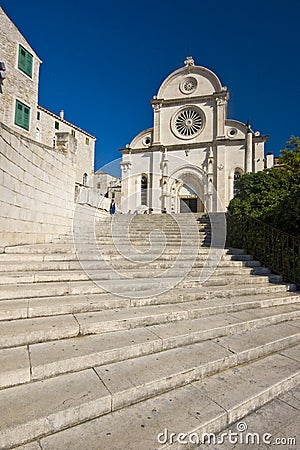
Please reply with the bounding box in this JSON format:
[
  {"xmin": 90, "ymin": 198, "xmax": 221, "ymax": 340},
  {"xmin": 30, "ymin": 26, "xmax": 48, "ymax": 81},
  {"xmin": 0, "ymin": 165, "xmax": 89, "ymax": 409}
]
[
  {"xmin": 15, "ymin": 102, "xmax": 23, "ymax": 127},
  {"xmin": 15, "ymin": 100, "xmax": 30, "ymax": 130},
  {"xmin": 18, "ymin": 45, "xmax": 33, "ymax": 78},
  {"xmin": 23, "ymin": 106, "xmax": 30, "ymax": 130},
  {"xmin": 25, "ymin": 51, "xmax": 32, "ymax": 77}
]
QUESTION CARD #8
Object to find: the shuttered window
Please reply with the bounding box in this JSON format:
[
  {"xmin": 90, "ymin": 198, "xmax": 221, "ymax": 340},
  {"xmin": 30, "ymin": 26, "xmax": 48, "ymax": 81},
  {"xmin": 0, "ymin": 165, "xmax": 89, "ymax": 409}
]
[
  {"xmin": 15, "ymin": 100, "xmax": 30, "ymax": 130},
  {"xmin": 18, "ymin": 45, "xmax": 33, "ymax": 77}
]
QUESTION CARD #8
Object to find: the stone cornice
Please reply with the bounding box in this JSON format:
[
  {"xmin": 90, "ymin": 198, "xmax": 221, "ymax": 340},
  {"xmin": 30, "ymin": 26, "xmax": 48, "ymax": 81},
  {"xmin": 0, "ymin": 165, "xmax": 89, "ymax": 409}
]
[
  {"xmin": 150, "ymin": 90, "xmax": 229, "ymax": 108},
  {"xmin": 150, "ymin": 94, "xmax": 219, "ymax": 108},
  {"xmin": 119, "ymin": 135, "xmax": 268, "ymax": 154}
]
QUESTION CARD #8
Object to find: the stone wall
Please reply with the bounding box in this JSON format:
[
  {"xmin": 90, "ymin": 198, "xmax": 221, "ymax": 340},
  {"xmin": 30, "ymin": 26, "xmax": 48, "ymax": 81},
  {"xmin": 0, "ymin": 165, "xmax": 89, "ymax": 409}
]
[
  {"xmin": 77, "ymin": 186, "xmax": 111, "ymax": 211},
  {"xmin": 0, "ymin": 123, "xmax": 76, "ymax": 248}
]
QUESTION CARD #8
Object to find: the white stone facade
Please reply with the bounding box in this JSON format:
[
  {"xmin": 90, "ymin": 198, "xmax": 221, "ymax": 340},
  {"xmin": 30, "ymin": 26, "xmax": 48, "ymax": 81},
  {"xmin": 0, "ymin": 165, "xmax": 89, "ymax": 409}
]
[
  {"xmin": 120, "ymin": 57, "xmax": 267, "ymax": 213},
  {"xmin": 0, "ymin": 7, "xmax": 95, "ymax": 187}
]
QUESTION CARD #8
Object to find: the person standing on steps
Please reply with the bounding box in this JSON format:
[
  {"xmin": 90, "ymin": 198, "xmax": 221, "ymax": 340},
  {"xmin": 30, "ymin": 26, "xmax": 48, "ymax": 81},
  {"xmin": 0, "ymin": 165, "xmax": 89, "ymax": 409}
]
[{"xmin": 109, "ymin": 199, "xmax": 116, "ymax": 215}]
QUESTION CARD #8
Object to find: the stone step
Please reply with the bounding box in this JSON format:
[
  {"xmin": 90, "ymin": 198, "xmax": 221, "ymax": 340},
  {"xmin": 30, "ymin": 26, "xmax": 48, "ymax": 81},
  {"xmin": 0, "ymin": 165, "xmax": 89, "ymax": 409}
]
[
  {"xmin": 0, "ymin": 258, "xmax": 261, "ymax": 272},
  {"xmin": 69, "ymin": 303, "xmax": 300, "ymax": 337},
  {"xmin": 35, "ymin": 348, "xmax": 300, "ymax": 450},
  {"xmin": 0, "ymin": 266, "xmax": 267, "ymax": 285},
  {"xmin": 0, "ymin": 210, "xmax": 299, "ymax": 449},
  {"xmin": 132, "ymin": 284, "xmax": 296, "ymax": 306},
  {"xmin": 4, "ymin": 243, "xmax": 244, "ymax": 256},
  {"xmin": 0, "ymin": 301, "xmax": 299, "ymax": 351},
  {"xmin": 201, "ymin": 383, "xmax": 300, "ymax": 450},
  {"xmin": 96, "ymin": 226, "xmax": 211, "ymax": 233},
  {"xmin": 0, "ymin": 276, "xmax": 278, "ymax": 303},
  {"xmin": 0, "ymin": 277, "xmax": 293, "ymax": 301},
  {"xmin": 1, "ymin": 289, "xmax": 299, "ymax": 322},
  {"xmin": 190, "ymin": 274, "xmax": 273, "ymax": 287},
  {"xmin": 2, "ymin": 244, "xmax": 211, "ymax": 255},
  {"xmin": 55, "ymin": 232, "xmax": 212, "ymax": 243},
  {"xmin": 0, "ymin": 265, "xmax": 272, "ymax": 288},
  {"xmin": 0, "ymin": 369, "xmax": 111, "ymax": 449},
  {"xmin": 1, "ymin": 343, "xmax": 299, "ymax": 449},
  {"xmin": 0, "ymin": 251, "xmax": 246, "ymax": 263},
  {"xmin": 21, "ymin": 312, "xmax": 300, "ymax": 385}
]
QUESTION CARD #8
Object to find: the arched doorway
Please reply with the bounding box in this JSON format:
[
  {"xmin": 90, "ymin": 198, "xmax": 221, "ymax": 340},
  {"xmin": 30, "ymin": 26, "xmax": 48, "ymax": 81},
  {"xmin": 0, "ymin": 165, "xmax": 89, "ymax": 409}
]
[
  {"xmin": 179, "ymin": 184, "xmax": 201, "ymax": 213},
  {"xmin": 169, "ymin": 166, "xmax": 207, "ymax": 213}
]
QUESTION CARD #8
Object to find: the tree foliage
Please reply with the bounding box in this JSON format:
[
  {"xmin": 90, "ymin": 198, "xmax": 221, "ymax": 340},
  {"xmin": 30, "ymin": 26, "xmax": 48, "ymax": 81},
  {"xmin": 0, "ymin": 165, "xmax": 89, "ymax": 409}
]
[
  {"xmin": 228, "ymin": 136, "xmax": 300, "ymax": 236},
  {"xmin": 278, "ymin": 135, "xmax": 300, "ymax": 171}
]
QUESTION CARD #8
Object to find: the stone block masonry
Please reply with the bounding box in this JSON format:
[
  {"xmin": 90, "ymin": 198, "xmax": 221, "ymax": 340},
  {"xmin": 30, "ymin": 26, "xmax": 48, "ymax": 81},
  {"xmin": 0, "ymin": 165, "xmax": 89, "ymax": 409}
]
[{"xmin": 0, "ymin": 123, "xmax": 76, "ymax": 247}]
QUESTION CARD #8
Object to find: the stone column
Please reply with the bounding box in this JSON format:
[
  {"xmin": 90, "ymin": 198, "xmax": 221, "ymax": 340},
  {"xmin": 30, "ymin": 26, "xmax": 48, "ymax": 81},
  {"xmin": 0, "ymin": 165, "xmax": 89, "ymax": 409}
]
[
  {"xmin": 245, "ymin": 126, "xmax": 253, "ymax": 173},
  {"xmin": 206, "ymin": 147, "xmax": 214, "ymax": 212},
  {"xmin": 216, "ymin": 97, "xmax": 226, "ymax": 138},
  {"xmin": 120, "ymin": 159, "xmax": 132, "ymax": 213},
  {"xmin": 151, "ymin": 100, "xmax": 162, "ymax": 144},
  {"xmin": 161, "ymin": 148, "xmax": 169, "ymax": 212},
  {"xmin": 214, "ymin": 88, "xmax": 228, "ymax": 139}
]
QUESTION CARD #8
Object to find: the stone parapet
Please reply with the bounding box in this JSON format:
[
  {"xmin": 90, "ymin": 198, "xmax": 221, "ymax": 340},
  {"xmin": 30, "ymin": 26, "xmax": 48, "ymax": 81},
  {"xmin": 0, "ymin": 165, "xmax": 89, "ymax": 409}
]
[{"xmin": 0, "ymin": 123, "xmax": 76, "ymax": 246}]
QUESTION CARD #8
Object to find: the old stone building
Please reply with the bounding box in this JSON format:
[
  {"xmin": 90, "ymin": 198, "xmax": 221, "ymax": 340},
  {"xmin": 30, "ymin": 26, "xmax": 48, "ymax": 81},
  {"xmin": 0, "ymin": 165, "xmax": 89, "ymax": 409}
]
[
  {"xmin": 0, "ymin": 7, "xmax": 97, "ymax": 246},
  {"xmin": 0, "ymin": 6, "xmax": 95, "ymax": 187},
  {"xmin": 120, "ymin": 57, "xmax": 267, "ymax": 213}
]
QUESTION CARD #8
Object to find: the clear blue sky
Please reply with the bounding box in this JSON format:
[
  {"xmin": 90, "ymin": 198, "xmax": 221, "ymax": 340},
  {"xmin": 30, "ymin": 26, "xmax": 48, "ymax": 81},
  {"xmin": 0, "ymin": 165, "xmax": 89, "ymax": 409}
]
[{"xmin": 2, "ymin": 0, "xmax": 300, "ymax": 172}]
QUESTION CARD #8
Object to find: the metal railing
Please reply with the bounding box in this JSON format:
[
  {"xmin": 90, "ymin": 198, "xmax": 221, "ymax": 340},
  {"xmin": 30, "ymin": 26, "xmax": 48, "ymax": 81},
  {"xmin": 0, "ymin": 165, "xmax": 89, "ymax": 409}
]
[{"xmin": 226, "ymin": 213, "xmax": 300, "ymax": 289}]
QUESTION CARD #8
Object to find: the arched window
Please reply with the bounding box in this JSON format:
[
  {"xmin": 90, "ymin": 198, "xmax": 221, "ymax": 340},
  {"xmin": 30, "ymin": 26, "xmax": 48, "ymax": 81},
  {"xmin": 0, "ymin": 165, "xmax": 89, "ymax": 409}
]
[
  {"xmin": 141, "ymin": 175, "xmax": 148, "ymax": 205},
  {"xmin": 83, "ymin": 173, "xmax": 88, "ymax": 186},
  {"xmin": 233, "ymin": 169, "xmax": 243, "ymax": 197}
]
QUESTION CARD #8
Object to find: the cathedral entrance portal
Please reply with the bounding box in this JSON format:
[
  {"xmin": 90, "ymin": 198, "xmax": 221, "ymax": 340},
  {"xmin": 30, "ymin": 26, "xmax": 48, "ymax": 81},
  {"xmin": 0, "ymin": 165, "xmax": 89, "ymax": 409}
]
[
  {"xmin": 179, "ymin": 184, "xmax": 204, "ymax": 213},
  {"xmin": 180, "ymin": 197, "xmax": 198, "ymax": 213},
  {"xmin": 169, "ymin": 167, "xmax": 207, "ymax": 214}
]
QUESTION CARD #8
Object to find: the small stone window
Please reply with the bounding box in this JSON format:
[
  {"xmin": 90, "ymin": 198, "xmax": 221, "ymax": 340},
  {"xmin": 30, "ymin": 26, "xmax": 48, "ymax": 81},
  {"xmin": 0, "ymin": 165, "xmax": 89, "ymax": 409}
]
[
  {"xmin": 55, "ymin": 121, "xmax": 59, "ymax": 130},
  {"xmin": 143, "ymin": 136, "xmax": 151, "ymax": 146},
  {"xmin": 71, "ymin": 129, "xmax": 76, "ymax": 137},
  {"xmin": 83, "ymin": 173, "xmax": 88, "ymax": 186},
  {"xmin": 37, "ymin": 111, "xmax": 40, "ymax": 120},
  {"xmin": 228, "ymin": 128, "xmax": 237, "ymax": 138},
  {"xmin": 85, "ymin": 137, "xmax": 89, "ymax": 145}
]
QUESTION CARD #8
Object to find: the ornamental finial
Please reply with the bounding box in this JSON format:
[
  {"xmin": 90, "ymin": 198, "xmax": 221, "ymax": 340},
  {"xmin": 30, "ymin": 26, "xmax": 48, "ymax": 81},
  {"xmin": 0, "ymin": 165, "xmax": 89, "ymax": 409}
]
[{"xmin": 184, "ymin": 56, "xmax": 195, "ymax": 67}]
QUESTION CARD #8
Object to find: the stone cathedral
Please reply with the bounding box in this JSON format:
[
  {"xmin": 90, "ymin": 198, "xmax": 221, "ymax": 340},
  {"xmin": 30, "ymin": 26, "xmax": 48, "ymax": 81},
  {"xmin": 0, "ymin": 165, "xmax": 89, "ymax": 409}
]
[{"xmin": 120, "ymin": 57, "xmax": 267, "ymax": 213}]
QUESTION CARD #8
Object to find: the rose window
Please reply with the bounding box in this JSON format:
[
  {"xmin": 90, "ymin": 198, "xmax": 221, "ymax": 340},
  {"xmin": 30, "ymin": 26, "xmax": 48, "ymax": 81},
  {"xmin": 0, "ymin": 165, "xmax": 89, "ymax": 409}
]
[
  {"xmin": 171, "ymin": 107, "xmax": 204, "ymax": 139},
  {"xmin": 180, "ymin": 77, "xmax": 197, "ymax": 94}
]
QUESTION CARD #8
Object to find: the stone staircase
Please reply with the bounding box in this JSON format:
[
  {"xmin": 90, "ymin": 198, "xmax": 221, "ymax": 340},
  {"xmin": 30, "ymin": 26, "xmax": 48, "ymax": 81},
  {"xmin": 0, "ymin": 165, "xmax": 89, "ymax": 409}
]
[{"xmin": 0, "ymin": 212, "xmax": 299, "ymax": 449}]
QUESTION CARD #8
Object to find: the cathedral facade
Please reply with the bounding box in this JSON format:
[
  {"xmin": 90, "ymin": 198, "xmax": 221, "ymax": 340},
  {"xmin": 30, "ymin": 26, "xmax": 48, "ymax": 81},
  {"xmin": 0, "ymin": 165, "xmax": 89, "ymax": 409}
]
[{"xmin": 120, "ymin": 57, "xmax": 267, "ymax": 213}]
